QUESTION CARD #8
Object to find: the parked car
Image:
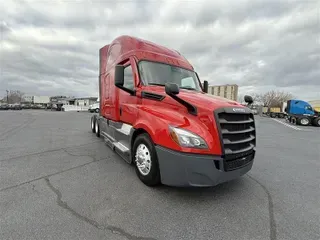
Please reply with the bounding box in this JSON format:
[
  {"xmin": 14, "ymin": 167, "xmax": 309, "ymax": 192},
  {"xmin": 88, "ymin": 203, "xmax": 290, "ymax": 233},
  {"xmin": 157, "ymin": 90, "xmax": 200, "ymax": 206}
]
[
  {"xmin": 12, "ymin": 104, "xmax": 22, "ymax": 110},
  {"xmin": 0, "ymin": 104, "xmax": 9, "ymax": 110}
]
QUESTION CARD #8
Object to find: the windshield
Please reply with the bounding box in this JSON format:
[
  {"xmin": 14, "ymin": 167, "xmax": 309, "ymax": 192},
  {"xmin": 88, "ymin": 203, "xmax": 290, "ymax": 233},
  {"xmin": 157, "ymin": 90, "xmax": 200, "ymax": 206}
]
[
  {"xmin": 305, "ymin": 105, "xmax": 313, "ymax": 111},
  {"xmin": 138, "ymin": 61, "xmax": 202, "ymax": 91}
]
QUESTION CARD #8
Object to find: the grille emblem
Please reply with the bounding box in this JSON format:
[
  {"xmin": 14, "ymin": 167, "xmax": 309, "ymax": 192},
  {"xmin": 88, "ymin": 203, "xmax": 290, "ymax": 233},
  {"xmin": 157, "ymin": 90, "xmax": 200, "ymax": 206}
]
[{"xmin": 232, "ymin": 108, "xmax": 246, "ymax": 113}]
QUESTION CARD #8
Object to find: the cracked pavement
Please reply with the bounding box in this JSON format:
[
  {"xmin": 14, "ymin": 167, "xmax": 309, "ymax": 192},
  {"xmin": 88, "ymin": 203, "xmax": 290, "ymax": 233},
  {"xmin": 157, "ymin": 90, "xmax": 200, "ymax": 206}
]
[{"xmin": 0, "ymin": 111, "xmax": 319, "ymax": 240}]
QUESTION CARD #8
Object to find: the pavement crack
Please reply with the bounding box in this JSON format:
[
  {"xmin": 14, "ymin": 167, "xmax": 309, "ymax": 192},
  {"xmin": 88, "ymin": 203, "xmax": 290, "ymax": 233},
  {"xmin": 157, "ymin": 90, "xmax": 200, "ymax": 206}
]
[
  {"xmin": 44, "ymin": 178, "xmax": 157, "ymax": 240},
  {"xmin": 44, "ymin": 178, "xmax": 101, "ymax": 228},
  {"xmin": 62, "ymin": 148, "xmax": 97, "ymax": 162},
  {"xmin": 0, "ymin": 159, "xmax": 105, "ymax": 192},
  {"xmin": 247, "ymin": 174, "xmax": 277, "ymax": 240}
]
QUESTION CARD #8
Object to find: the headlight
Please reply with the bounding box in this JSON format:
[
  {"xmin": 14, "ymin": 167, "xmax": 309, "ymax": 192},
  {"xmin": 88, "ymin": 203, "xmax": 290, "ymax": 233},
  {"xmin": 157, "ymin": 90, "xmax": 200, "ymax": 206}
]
[{"xmin": 169, "ymin": 126, "xmax": 208, "ymax": 149}]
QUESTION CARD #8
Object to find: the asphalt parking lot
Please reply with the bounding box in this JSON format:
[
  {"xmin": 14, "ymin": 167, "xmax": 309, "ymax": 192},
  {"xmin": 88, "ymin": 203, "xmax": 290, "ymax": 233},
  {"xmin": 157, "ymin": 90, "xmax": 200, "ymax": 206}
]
[{"xmin": 1, "ymin": 111, "xmax": 319, "ymax": 240}]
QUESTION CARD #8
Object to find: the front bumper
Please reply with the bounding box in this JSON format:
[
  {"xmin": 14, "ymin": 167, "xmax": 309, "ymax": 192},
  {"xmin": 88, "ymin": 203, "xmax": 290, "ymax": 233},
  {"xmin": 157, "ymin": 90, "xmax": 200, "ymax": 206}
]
[{"xmin": 155, "ymin": 145, "xmax": 254, "ymax": 187}]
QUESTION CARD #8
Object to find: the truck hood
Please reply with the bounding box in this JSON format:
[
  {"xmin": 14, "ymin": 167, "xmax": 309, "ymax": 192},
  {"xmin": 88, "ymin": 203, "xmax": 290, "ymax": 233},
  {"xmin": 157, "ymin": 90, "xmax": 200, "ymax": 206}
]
[
  {"xmin": 143, "ymin": 87, "xmax": 243, "ymax": 110},
  {"xmin": 177, "ymin": 90, "xmax": 242, "ymax": 110}
]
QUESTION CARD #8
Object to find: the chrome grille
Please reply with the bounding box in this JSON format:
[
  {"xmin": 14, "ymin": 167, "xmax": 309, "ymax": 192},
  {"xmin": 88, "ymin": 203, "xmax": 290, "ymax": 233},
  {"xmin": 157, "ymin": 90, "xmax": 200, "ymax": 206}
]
[{"xmin": 214, "ymin": 108, "xmax": 256, "ymax": 171}]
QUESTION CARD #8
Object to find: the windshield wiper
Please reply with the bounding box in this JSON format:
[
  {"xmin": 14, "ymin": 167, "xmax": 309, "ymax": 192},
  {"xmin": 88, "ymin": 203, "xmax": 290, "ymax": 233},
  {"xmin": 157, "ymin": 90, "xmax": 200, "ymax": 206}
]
[
  {"xmin": 180, "ymin": 86, "xmax": 198, "ymax": 91},
  {"xmin": 148, "ymin": 83, "xmax": 198, "ymax": 91},
  {"xmin": 148, "ymin": 83, "xmax": 165, "ymax": 86}
]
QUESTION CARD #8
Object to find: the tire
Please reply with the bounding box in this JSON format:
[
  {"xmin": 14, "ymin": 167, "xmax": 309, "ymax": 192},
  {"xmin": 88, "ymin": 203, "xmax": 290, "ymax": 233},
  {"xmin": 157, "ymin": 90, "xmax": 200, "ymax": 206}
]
[
  {"xmin": 91, "ymin": 116, "xmax": 96, "ymax": 133},
  {"xmin": 297, "ymin": 117, "xmax": 310, "ymax": 126},
  {"xmin": 132, "ymin": 133, "xmax": 161, "ymax": 186},
  {"xmin": 95, "ymin": 108, "xmax": 99, "ymax": 113},
  {"xmin": 312, "ymin": 117, "xmax": 320, "ymax": 127},
  {"xmin": 95, "ymin": 119, "xmax": 100, "ymax": 137}
]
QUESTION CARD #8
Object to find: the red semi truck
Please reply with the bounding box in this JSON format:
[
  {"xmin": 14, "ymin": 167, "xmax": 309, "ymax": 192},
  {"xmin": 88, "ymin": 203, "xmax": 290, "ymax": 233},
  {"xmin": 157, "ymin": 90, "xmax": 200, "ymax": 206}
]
[{"xmin": 91, "ymin": 35, "xmax": 256, "ymax": 187}]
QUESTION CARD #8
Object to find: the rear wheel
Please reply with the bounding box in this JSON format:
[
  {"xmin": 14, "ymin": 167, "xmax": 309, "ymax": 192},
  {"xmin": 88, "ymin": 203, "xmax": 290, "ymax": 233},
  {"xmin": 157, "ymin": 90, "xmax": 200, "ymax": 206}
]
[
  {"xmin": 95, "ymin": 119, "xmax": 100, "ymax": 137},
  {"xmin": 312, "ymin": 117, "xmax": 320, "ymax": 127},
  {"xmin": 132, "ymin": 134, "xmax": 160, "ymax": 186},
  {"xmin": 297, "ymin": 117, "xmax": 310, "ymax": 126},
  {"xmin": 91, "ymin": 116, "xmax": 96, "ymax": 133}
]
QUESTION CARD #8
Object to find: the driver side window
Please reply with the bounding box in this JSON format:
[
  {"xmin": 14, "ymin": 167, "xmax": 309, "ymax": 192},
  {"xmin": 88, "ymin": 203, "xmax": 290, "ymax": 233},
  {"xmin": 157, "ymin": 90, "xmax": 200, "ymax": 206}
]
[
  {"xmin": 124, "ymin": 65, "xmax": 134, "ymax": 90},
  {"xmin": 181, "ymin": 77, "xmax": 196, "ymax": 88}
]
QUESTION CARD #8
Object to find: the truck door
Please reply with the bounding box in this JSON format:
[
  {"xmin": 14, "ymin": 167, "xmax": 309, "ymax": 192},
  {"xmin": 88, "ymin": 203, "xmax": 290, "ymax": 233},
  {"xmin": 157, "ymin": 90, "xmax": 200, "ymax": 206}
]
[{"xmin": 118, "ymin": 58, "xmax": 140, "ymax": 125}]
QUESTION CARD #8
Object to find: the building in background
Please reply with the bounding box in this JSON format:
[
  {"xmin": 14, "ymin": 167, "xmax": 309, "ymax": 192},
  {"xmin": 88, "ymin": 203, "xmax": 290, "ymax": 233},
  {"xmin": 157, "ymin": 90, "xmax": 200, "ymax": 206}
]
[
  {"xmin": 207, "ymin": 84, "xmax": 239, "ymax": 101},
  {"xmin": 23, "ymin": 95, "xmax": 34, "ymax": 103},
  {"xmin": 49, "ymin": 96, "xmax": 98, "ymax": 106},
  {"xmin": 49, "ymin": 96, "xmax": 70, "ymax": 105},
  {"xmin": 22, "ymin": 95, "xmax": 50, "ymax": 106},
  {"xmin": 34, "ymin": 96, "xmax": 50, "ymax": 105},
  {"xmin": 49, "ymin": 96, "xmax": 73, "ymax": 111},
  {"xmin": 49, "ymin": 96, "xmax": 98, "ymax": 111},
  {"xmin": 73, "ymin": 97, "xmax": 98, "ymax": 107}
]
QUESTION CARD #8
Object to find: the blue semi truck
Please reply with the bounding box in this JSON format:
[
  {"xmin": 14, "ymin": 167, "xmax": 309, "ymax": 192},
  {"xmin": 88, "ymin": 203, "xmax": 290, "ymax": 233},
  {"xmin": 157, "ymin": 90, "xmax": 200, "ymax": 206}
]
[{"xmin": 285, "ymin": 99, "xmax": 320, "ymax": 127}]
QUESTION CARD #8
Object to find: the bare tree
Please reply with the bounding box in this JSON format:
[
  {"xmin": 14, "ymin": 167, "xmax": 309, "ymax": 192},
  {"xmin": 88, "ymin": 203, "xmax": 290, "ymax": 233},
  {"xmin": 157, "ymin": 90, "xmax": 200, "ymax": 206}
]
[
  {"xmin": 251, "ymin": 93, "xmax": 263, "ymax": 103},
  {"xmin": 261, "ymin": 90, "xmax": 294, "ymax": 107},
  {"xmin": 7, "ymin": 90, "xmax": 25, "ymax": 104}
]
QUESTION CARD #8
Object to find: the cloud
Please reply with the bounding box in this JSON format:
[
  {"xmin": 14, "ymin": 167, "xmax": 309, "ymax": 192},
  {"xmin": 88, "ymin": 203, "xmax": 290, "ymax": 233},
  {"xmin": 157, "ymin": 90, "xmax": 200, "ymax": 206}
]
[{"xmin": 0, "ymin": 0, "xmax": 319, "ymax": 100}]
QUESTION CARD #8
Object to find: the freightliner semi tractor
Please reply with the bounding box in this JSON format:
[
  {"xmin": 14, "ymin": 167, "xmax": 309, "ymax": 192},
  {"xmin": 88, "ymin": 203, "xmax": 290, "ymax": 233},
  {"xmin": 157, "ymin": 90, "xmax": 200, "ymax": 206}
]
[
  {"xmin": 90, "ymin": 35, "xmax": 257, "ymax": 187},
  {"xmin": 285, "ymin": 99, "xmax": 320, "ymax": 127}
]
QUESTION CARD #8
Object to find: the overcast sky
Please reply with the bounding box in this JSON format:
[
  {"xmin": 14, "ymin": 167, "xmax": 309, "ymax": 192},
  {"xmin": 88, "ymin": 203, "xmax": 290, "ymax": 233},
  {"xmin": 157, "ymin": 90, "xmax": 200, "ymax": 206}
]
[{"xmin": 1, "ymin": 0, "xmax": 319, "ymax": 100}]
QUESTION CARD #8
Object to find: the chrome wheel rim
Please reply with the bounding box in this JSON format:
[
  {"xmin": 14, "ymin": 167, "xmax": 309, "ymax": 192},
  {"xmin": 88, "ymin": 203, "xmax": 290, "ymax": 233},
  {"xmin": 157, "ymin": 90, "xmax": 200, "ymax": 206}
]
[
  {"xmin": 135, "ymin": 143, "xmax": 151, "ymax": 176},
  {"xmin": 301, "ymin": 118, "xmax": 309, "ymax": 125}
]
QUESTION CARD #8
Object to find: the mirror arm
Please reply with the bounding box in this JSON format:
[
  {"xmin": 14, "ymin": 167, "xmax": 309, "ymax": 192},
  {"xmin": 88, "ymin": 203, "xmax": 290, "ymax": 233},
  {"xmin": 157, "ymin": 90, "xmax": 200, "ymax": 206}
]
[{"xmin": 167, "ymin": 93, "xmax": 197, "ymax": 116}]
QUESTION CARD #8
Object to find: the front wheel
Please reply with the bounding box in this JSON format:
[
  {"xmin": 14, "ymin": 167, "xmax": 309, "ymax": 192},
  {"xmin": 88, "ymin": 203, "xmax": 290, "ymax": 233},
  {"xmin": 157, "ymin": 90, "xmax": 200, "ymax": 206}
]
[
  {"xmin": 95, "ymin": 108, "xmax": 99, "ymax": 113},
  {"xmin": 132, "ymin": 134, "xmax": 161, "ymax": 186}
]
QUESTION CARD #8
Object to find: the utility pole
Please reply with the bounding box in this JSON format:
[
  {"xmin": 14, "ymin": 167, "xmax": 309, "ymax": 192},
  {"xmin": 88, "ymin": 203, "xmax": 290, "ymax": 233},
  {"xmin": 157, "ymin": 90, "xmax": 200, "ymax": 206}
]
[{"xmin": 6, "ymin": 90, "xmax": 9, "ymax": 103}]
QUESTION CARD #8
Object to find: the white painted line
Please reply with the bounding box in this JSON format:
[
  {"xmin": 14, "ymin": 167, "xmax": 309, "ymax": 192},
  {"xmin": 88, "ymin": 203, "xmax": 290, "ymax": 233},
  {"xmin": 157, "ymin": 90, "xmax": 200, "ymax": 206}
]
[{"xmin": 272, "ymin": 118, "xmax": 302, "ymax": 131}]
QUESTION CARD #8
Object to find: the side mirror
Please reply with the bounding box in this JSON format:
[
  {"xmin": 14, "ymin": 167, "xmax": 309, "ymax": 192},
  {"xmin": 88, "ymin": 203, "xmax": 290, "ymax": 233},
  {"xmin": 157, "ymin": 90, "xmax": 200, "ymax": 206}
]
[
  {"xmin": 165, "ymin": 83, "xmax": 179, "ymax": 95},
  {"xmin": 114, "ymin": 64, "xmax": 135, "ymax": 95},
  {"xmin": 203, "ymin": 80, "xmax": 208, "ymax": 93},
  {"xmin": 244, "ymin": 95, "xmax": 253, "ymax": 104},
  {"xmin": 114, "ymin": 65, "xmax": 124, "ymax": 87}
]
